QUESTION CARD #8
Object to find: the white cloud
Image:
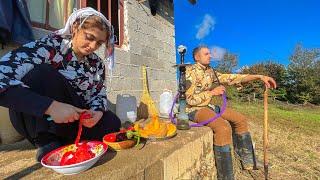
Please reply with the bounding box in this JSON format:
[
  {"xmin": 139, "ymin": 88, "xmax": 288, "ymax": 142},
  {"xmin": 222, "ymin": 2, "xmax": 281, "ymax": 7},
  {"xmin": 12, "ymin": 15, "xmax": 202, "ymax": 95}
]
[
  {"xmin": 196, "ymin": 14, "xmax": 216, "ymax": 40},
  {"xmin": 211, "ymin": 46, "xmax": 226, "ymax": 61}
]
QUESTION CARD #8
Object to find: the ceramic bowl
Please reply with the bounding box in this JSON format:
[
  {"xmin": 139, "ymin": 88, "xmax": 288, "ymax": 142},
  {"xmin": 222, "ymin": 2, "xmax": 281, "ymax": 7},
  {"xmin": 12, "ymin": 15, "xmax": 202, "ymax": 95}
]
[
  {"xmin": 41, "ymin": 141, "xmax": 107, "ymax": 175},
  {"xmin": 103, "ymin": 133, "xmax": 136, "ymax": 151}
]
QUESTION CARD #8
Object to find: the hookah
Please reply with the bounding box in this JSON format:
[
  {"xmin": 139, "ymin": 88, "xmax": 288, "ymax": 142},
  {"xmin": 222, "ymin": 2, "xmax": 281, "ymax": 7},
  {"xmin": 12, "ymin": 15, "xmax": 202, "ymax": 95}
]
[
  {"xmin": 173, "ymin": 45, "xmax": 191, "ymax": 130},
  {"xmin": 170, "ymin": 45, "xmax": 227, "ymax": 128}
]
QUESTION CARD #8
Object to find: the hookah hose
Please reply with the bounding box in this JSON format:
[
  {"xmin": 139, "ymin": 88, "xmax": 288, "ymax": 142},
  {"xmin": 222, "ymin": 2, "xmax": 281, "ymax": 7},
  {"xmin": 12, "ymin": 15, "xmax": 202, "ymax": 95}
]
[{"xmin": 169, "ymin": 92, "xmax": 227, "ymax": 127}]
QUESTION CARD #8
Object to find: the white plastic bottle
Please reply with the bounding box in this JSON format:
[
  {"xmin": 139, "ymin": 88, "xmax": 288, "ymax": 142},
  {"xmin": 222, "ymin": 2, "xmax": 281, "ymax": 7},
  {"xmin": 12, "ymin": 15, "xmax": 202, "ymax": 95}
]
[{"xmin": 159, "ymin": 90, "xmax": 174, "ymax": 118}]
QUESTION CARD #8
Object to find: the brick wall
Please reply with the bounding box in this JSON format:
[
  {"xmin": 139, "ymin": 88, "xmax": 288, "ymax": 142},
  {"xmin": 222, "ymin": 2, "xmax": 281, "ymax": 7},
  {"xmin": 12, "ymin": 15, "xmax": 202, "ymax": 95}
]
[{"xmin": 106, "ymin": 0, "xmax": 177, "ymax": 112}]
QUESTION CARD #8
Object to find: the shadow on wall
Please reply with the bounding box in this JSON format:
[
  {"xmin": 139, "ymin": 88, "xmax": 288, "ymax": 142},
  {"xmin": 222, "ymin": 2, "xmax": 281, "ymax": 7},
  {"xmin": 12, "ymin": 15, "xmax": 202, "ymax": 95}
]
[
  {"xmin": 137, "ymin": 102, "xmax": 149, "ymax": 119},
  {"xmin": 132, "ymin": 0, "xmax": 174, "ymax": 25}
]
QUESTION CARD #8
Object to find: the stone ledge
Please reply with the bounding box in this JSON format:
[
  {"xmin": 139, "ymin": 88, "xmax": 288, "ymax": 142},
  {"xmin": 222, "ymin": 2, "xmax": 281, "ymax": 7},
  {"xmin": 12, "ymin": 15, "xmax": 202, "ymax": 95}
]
[{"xmin": 0, "ymin": 127, "xmax": 215, "ymax": 179}]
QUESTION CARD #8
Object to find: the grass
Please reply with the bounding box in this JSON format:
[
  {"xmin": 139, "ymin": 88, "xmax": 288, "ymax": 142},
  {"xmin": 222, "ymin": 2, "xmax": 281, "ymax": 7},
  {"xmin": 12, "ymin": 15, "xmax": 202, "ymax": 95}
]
[
  {"xmin": 231, "ymin": 100, "xmax": 320, "ymax": 134},
  {"xmin": 229, "ymin": 100, "xmax": 320, "ymax": 179},
  {"xmin": 232, "ymin": 100, "xmax": 320, "ymax": 122}
]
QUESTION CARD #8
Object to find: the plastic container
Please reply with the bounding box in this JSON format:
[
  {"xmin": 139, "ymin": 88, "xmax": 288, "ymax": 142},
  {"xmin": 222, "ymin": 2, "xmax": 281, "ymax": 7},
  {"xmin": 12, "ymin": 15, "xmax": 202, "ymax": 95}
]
[
  {"xmin": 159, "ymin": 90, "xmax": 174, "ymax": 118},
  {"xmin": 127, "ymin": 111, "xmax": 137, "ymax": 122},
  {"xmin": 116, "ymin": 94, "xmax": 137, "ymax": 123}
]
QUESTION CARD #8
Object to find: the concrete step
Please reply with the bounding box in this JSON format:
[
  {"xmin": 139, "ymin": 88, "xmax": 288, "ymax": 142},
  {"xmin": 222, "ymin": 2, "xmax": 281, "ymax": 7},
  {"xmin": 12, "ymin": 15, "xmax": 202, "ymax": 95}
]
[{"xmin": 0, "ymin": 127, "xmax": 215, "ymax": 180}]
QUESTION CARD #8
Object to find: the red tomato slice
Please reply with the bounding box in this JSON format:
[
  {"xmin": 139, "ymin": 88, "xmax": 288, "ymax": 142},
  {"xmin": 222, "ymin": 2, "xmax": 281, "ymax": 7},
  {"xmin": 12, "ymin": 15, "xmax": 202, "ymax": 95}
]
[
  {"xmin": 60, "ymin": 151, "xmax": 76, "ymax": 166},
  {"xmin": 104, "ymin": 133, "xmax": 116, "ymax": 142},
  {"xmin": 127, "ymin": 126, "xmax": 134, "ymax": 131},
  {"xmin": 74, "ymin": 150, "xmax": 94, "ymax": 163}
]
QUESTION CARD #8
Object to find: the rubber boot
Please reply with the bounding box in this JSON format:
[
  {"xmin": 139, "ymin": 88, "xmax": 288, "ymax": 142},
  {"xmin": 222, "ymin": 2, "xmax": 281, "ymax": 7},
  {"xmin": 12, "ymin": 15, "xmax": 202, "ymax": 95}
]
[
  {"xmin": 233, "ymin": 132, "xmax": 261, "ymax": 170},
  {"xmin": 213, "ymin": 145, "xmax": 234, "ymax": 180}
]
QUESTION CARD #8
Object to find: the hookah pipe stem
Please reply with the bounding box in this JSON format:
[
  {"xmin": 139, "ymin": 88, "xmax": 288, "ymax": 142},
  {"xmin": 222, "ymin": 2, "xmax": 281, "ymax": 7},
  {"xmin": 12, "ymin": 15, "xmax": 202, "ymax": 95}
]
[{"xmin": 212, "ymin": 69, "xmax": 221, "ymax": 85}]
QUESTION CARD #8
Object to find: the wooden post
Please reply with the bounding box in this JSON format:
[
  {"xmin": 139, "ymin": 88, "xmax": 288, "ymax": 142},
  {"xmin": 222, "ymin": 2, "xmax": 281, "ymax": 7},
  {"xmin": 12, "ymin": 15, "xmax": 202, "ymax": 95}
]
[{"xmin": 263, "ymin": 88, "xmax": 269, "ymax": 179}]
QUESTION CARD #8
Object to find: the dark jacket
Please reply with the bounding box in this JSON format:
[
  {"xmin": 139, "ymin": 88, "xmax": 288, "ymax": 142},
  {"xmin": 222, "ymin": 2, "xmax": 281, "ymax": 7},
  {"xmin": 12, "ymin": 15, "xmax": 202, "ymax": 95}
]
[{"xmin": 0, "ymin": 0, "xmax": 34, "ymax": 47}]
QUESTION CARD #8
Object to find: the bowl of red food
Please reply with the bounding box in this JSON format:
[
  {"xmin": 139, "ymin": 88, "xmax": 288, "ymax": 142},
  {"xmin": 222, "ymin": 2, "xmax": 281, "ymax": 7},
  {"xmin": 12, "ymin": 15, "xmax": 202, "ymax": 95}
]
[
  {"xmin": 103, "ymin": 128, "xmax": 140, "ymax": 151},
  {"xmin": 41, "ymin": 141, "xmax": 107, "ymax": 175}
]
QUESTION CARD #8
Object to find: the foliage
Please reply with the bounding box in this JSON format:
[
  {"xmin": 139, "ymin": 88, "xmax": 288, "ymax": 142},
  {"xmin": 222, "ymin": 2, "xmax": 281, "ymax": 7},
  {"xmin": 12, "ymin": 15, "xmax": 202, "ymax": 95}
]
[
  {"xmin": 215, "ymin": 51, "xmax": 238, "ymax": 73},
  {"xmin": 238, "ymin": 61, "xmax": 287, "ymax": 101},
  {"xmin": 286, "ymin": 44, "xmax": 320, "ymax": 104},
  {"xmin": 213, "ymin": 44, "xmax": 320, "ymax": 105}
]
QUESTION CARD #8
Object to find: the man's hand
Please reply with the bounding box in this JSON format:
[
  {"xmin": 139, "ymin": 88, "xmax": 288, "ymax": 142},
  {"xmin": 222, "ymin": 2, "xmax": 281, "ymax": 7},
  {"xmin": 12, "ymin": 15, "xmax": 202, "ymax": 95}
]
[
  {"xmin": 210, "ymin": 85, "xmax": 226, "ymax": 96},
  {"xmin": 260, "ymin": 75, "xmax": 277, "ymax": 89},
  {"xmin": 45, "ymin": 101, "xmax": 85, "ymax": 123},
  {"xmin": 81, "ymin": 110, "xmax": 103, "ymax": 128}
]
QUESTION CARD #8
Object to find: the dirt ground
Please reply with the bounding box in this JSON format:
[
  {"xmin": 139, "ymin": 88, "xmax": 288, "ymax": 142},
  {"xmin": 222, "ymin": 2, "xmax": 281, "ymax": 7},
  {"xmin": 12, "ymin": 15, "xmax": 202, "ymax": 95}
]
[{"xmin": 234, "ymin": 103, "xmax": 320, "ymax": 180}]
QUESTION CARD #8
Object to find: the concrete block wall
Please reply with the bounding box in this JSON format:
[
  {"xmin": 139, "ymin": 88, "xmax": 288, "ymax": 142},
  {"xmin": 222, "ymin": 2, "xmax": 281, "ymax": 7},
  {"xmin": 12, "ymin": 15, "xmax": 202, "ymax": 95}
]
[{"xmin": 106, "ymin": 0, "xmax": 177, "ymax": 112}]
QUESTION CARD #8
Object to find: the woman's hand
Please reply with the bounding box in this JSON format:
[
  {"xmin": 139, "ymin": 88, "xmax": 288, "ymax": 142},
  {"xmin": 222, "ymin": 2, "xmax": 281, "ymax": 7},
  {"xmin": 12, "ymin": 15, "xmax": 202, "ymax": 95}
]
[
  {"xmin": 81, "ymin": 110, "xmax": 103, "ymax": 128},
  {"xmin": 260, "ymin": 75, "xmax": 277, "ymax": 89},
  {"xmin": 210, "ymin": 85, "xmax": 226, "ymax": 96},
  {"xmin": 45, "ymin": 101, "xmax": 85, "ymax": 123}
]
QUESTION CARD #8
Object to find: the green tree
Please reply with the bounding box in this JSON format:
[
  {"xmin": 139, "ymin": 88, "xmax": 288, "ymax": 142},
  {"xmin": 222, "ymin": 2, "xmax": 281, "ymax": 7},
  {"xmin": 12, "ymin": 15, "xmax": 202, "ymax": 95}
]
[
  {"xmin": 239, "ymin": 61, "xmax": 287, "ymax": 101},
  {"xmin": 287, "ymin": 44, "xmax": 320, "ymax": 104},
  {"xmin": 215, "ymin": 51, "xmax": 238, "ymax": 73}
]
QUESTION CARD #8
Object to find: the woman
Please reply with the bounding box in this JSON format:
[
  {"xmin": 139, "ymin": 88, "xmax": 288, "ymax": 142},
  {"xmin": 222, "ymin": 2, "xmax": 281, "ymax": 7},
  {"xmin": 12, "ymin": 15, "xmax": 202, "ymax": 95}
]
[{"xmin": 0, "ymin": 8, "xmax": 121, "ymax": 161}]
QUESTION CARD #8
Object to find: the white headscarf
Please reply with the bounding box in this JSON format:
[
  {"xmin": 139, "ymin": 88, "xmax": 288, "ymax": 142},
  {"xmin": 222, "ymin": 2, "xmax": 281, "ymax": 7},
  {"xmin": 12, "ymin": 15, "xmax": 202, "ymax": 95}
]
[{"xmin": 55, "ymin": 7, "xmax": 115, "ymax": 71}]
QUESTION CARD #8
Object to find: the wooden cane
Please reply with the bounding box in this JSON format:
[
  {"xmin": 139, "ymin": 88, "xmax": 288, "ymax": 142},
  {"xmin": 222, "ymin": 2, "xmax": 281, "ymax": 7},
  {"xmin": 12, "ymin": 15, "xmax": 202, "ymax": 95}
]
[{"xmin": 263, "ymin": 88, "xmax": 269, "ymax": 179}]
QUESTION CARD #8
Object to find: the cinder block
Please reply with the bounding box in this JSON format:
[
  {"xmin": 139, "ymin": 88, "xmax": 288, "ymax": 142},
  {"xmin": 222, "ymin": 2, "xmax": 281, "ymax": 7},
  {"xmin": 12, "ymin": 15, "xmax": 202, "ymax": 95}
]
[
  {"xmin": 144, "ymin": 160, "xmax": 164, "ymax": 180},
  {"xmin": 142, "ymin": 46, "xmax": 158, "ymax": 59},
  {"xmin": 130, "ymin": 53, "xmax": 145, "ymax": 66},
  {"xmin": 115, "ymin": 49, "xmax": 131, "ymax": 64}
]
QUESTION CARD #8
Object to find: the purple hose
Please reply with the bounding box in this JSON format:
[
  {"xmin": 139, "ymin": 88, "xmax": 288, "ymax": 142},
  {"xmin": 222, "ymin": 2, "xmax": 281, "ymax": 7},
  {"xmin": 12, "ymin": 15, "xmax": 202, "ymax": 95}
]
[{"xmin": 169, "ymin": 92, "xmax": 227, "ymax": 127}]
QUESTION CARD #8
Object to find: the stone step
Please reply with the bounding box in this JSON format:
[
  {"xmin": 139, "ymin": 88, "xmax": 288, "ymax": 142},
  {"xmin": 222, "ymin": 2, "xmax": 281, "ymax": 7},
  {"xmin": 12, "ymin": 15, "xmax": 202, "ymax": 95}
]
[{"xmin": 0, "ymin": 127, "xmax": 215, "ymax": 179}]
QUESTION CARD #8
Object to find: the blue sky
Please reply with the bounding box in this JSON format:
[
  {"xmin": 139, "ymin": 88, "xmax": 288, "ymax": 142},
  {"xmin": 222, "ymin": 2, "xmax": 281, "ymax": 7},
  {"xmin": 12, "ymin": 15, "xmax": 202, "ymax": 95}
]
[{"xmin": 174, "ymin": 0, "xmax": 320, "ymax": 69}]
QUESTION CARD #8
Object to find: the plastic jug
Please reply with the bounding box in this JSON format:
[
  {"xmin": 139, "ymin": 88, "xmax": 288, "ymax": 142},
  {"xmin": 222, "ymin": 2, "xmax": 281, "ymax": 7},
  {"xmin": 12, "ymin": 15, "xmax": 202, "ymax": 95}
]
[
  {"xmin": 116, "ymin": 94, "xmax": 137, "ymax": 124},
  {"xmin": 159, "ymin": 90, "xmax": 174, "ymax": 118}
]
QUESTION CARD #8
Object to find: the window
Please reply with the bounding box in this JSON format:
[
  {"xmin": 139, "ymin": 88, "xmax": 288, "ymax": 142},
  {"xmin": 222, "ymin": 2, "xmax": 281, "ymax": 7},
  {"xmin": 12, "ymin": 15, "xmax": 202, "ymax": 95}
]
[
  {"xmin": 26, "ymin": 0, "xmax": 124, "ymax": 46},
  {"xmin": 26, "ymin": 0, "xmax": 77, "ymax": 31}
]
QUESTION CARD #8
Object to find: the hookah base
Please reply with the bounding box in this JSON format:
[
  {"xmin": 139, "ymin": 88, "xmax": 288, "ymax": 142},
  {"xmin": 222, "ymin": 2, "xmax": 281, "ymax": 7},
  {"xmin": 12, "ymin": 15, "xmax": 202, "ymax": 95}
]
[{"xmin": 177, "ymin": 121, "xmax": 191, "ymax": 130}]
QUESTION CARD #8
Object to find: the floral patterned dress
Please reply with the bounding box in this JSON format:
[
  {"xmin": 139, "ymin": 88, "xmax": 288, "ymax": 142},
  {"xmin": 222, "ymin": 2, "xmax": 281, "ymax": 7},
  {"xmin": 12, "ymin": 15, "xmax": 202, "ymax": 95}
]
[{"xmin": 0, "ymin": 34, "xmax": 107, "ymax": 114}]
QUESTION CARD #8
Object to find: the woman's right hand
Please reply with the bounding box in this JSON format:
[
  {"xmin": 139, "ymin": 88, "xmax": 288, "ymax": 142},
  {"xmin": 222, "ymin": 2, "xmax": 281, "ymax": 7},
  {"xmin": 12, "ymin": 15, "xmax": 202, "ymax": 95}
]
[
  {"xmin": 210, "ymin": 85, "xmax": 226, "ymax": 96},
  {"xmin": 45, "ymin": 101, "xmax": 86, "ymax": 123}
]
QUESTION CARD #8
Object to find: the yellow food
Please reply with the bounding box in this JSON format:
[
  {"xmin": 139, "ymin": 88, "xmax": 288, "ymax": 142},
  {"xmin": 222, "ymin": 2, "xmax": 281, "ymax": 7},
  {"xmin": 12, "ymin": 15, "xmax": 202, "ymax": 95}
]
[
  {"xmin": 135, "ymin": 115, "xmax": 176, "ymax": 138},
  {"xmin": 136, "ymin": 66, "xmax": 176, "ymax": 138},
  {"xmin": 166, "ymin": 123, "xmax": 177, "ymax": 136}
]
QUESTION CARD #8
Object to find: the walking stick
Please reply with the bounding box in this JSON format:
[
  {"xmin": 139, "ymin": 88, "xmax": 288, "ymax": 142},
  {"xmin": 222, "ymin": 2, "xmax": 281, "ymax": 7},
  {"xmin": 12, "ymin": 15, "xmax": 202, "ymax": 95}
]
[{"xmin": 263, "ymin": 88, "xmax": 269, "ymax": 179}]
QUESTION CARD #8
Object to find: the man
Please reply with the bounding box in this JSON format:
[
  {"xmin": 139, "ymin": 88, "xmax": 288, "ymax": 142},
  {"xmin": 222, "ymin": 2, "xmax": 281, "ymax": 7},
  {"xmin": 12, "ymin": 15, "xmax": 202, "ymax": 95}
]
[{"xmin": 185, "ymin": 45, "xmax": 276, "ymax": 179}]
